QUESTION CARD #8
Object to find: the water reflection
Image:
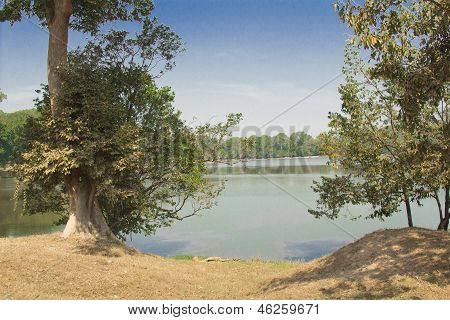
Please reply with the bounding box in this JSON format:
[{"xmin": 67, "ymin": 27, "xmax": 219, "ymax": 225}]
[
  {"xmin": 208, "ymin": 164, "xmax": 335, "ymax": 175},
  {"xmin": 284, "ymin": 240, "xmax": 349, "ymax": 261},
  {"xmin": 128, "ymin": 235, "xmax": 191, "ymax": 257},
  {"xmin": 0, "ymin": 178, "xmax": 61, "ymax": 237}
]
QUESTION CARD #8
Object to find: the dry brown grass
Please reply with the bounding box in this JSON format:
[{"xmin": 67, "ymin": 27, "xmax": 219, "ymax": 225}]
[{"xmin": 0, "ymin": 227, "xmax": 448, "ymax": 299}]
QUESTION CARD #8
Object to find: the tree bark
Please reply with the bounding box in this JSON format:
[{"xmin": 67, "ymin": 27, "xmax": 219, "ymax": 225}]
[
  {"xmin": 437, "ymin": 186, "xmax": 449, "ymax": 231},
  {"xmin": 62, "ymin": 170, "xmax": 112, "ymax": 237},
  {"xmin": 46, "ymin": 0, "xmax": 112, "ymax": 238},
  {"xmin": 434, "ymin": 191, "xmax": 443, "ymax": 222},
  {"xmin": 47, "ymin": 0, "xmax": 72, "ymax": 115},
  {"xmin": 404, "ymin": 196, "xmax": 413, "ymax": 227}
]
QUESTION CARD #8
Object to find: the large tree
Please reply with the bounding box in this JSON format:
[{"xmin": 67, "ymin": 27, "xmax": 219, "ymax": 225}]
[
  {"xmin": 1, "ymin": 0, "xmax": 171, "ymax": 237},
  {"xmin": 1, "ymin": 1, "xmax": 240, "ymax": 238}
]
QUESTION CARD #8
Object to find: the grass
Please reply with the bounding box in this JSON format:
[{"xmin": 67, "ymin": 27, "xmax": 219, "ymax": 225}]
[{"xmin": 0, "ymin": 227, "xmax": 448, "ymax": 299}]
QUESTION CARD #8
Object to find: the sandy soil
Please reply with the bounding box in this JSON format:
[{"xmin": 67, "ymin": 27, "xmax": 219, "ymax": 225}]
[{"xmin": 0, "ymin": 227, "xmax": 448, "ymax": 299}]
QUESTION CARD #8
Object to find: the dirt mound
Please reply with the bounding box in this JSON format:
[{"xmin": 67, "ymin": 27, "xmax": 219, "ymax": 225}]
[
  {"xmin": 260, "ymin": 228, "xmax": 450, "ymax": 299},
  {"xmin": 319, "ymin": 227, "xmax": 450, "ymax": 282}
]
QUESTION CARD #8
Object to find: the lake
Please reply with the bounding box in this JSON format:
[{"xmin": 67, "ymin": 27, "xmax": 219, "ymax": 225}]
[{"xmin": 0, "ymin": 157, "xmax": 440, "ymax": 261}]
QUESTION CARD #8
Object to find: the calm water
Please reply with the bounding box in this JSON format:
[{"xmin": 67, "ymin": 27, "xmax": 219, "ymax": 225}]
[{"xmin": 0, "ymin": 157, "xmax": 440, "ymax": 261}]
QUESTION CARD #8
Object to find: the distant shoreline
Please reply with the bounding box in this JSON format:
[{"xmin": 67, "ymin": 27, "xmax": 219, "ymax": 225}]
[{"xmin": 207, "ymin": 155, "xmax": 324, "ymax": 165}]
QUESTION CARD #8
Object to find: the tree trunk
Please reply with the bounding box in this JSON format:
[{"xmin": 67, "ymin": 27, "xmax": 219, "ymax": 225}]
[
  {"xmin": 434, "ymin": 191, "xmax": 443, "ymax": 222},
  {"xmin": 46, "ymin": 0, "xmax": 112, "ymax": 238},
  {"xmin": 47, "ymin": 0, "xmax": 72, "ymax": 115},
  {"xmin": 404, "ymin": 196, "xmax": 413, "ymax": 227},
  {"xmin": 62, "ymin": 170, "xmax": 112, "ymax": 238},
  {"xmin": 438, "ymin": 186, "xmax": 449, "ymax": 231},
  {"xmin": 445, "ymin": 186, "xmax": 450, "ymax": 230},
  {"xmin": 434, "ymin": 191, "xmax": 444, "ymax": 231}
]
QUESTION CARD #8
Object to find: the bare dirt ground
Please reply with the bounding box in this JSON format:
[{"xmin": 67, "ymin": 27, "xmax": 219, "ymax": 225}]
[{"xmin": 0, "ymin": 227, "xmax": 448, "ymax": 299}]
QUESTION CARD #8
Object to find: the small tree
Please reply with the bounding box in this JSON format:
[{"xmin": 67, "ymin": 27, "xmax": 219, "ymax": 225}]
[
  {"xmin": 309, "ymin": 44, "xmax": 449, "ymax": 229},
  {"xmin": 333, "ymin": 0, "xmax": 449, "ymax": 228}
]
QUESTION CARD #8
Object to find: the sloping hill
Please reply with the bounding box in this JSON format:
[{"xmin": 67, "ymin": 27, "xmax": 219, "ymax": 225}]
[
  {"xmin": 0, "ymin": 228, "xmax": 448, "ymax": 299},
  {"xmin": 260, "ymin": 227, "xmax": 449, "ymax": 299}
]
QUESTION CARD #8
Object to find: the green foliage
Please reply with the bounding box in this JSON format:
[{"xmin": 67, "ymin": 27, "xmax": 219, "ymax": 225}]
[
  {"xmin": 0, "ymin": 108, "xmax": 39, "ymax": 166},
  {"xmin": 0, "ymin": 0, "xmax": 155, "ymax": 34},
  {"xmin": 218, "ymin": 131, "xmax": 320, "ymax": 160},
  {"xmin": 13, "ymin": 25, "xmax": 241, "ymax": 239},
  {"xmin": 335, "ymin": 0, "xmax": 449, "ymax": 121}
]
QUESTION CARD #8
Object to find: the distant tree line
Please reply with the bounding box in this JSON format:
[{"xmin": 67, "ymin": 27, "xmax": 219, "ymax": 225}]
[
  {"xmin": 218, "ymin": 131, "xmax": 321, "ymax": 160},
  {"xmin": 0, "ymin": 110, "xmax": 322, "ymax": 166}
]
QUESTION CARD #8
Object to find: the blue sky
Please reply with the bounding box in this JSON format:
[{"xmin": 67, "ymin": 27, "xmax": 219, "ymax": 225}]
[{"xmin": 0, "ymin": 0, "xmax": 350, "ymax": 136}]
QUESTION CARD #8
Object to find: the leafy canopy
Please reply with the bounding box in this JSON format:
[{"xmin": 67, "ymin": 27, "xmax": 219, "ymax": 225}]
[
  {"xmin": 335, "ymin": 0, "xmax": 449, "ymax": 121},
  {"xmin": 1, "ymin": 0, "xmax": 154, "ymax": 34}
]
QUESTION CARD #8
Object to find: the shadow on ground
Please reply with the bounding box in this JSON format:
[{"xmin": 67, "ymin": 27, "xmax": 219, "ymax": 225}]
[
  {"xmin": 74, "ymin": 236, "xmax": 140, "ymax": 257},
  {"xmin": 258, "ymin": 228, "xmax": 450, "ymax": 299}
]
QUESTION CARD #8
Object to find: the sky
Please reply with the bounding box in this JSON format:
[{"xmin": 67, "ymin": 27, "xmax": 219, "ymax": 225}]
[{"xmin": 0, "ymin": 0, "xmax": 350, "ymax": 136}]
